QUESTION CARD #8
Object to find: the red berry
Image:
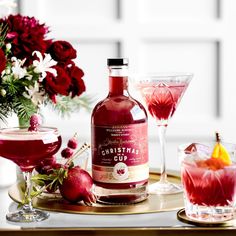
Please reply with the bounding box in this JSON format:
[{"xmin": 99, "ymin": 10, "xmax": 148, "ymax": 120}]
[
  {"xmin": 28, "ymin": 114, "xmax": 42, "ymax": 131},
  {"xmin": 30, "ymin": 114, "xmax": 42, "ymax": 126},
  {"xmin": 61, "ymin": 148, "xmax": 74, "ymax": 159},
  {"xmin": 46, "ymin": 182, "xmax": 58, "ymax": 193},
  {"xmin": 43, "ymin": 156, "xmax": 57, "ymax": 166},
  {"xmin": 35, "ymin": 156, "xmax": 57, "ymax": 174},
  {"xmin": 52, "ymin": 163, "xmax": 64, "ymax": 169},
  {"xmin": 67, "ymin": 137, "xmax": 78, "ymax": 149},
  {"xmin": 36, "ymin": 165, "xmax": 53, "ymax": 175}
]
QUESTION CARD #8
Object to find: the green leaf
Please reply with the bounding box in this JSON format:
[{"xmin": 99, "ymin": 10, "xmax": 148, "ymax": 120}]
[
  {"xmin": 17, "ymin": 202, "xmax": 24, "ymax": 209},
  {"xmin": 47, "ymin": 95, "xmax": 93, "ymax": 118},
  {"xmin": 32, "ymin": 179, "xmax": 45, "ymax": 186},
  {"xmin": 31, "ymin": 174, "xmax": 51, "ymax": 182},
  {"xmin": 13, "ymin": 98, "xmax": 37, "ymax": 123},
  {"xmin": 0, "ymin": 23, "xmax": 8, "ymax": 48}
]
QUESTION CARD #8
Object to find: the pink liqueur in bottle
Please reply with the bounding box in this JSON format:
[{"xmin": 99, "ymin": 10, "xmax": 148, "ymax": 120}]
[{"xmin": 91, "ymin": 58, "xmax": 149, "ymax": 204}]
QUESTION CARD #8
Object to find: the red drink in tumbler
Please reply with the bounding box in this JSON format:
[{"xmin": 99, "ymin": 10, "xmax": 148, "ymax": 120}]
[{"xmin": 180, "ymin": 143, "xmax": 236, "ymax": 222}]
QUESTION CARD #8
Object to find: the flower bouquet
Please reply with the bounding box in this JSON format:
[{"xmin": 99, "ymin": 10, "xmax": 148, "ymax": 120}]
[{"xmin": 0, "ymin": 14, "xmax": 90, "ymax": 126}]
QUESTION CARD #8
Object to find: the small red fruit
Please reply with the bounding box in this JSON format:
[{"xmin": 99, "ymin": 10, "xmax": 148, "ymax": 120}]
[
  {"xmin": 43, "ymin": 155, "xmax": 57, "ymax": 166},
  {"xmin": 59, "ymin": 166, "xmax": 95, "ymax": 205},
  {"xmin": 28, "ymin": 114, "xmax": 42, "ymax": 131},
  {"xmin": 61, "ymin": 147, "xmax": 74, "ymax": 159},
  {"xmin": 52, "ymin": 163, "xmax": 64, "ymax": 169},
  {"xmin": 35, "ymin": 156, "xmax": 57, "ymax": 174},
  {"xmin": 35, "ymin": 165, "xmax": 53, "ymax": 175},
  {"xmin": 67, "ymin": 137, "xmax": 78, "ymax": 149}
]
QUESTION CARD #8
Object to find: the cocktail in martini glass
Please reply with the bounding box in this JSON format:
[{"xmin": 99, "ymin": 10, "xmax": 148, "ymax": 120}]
[
  {"xmin": 135, "ymin": 73, "xmax": 192, "ymax": 194},
  {"xmin": 0, "ymin": 127, "xmax": 61, "ymax": 222}
]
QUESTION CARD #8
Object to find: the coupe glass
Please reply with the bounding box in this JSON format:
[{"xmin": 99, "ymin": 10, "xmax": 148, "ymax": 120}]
[
  {"xmin": 134, "ymin": 73, "xmax": 193, "ymax": 194},
  {"xmin": 0, "ymin": 127, "xmax": 61, "ymax": 222}
]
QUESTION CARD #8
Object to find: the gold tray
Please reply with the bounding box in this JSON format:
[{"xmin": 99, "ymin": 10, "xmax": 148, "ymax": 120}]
[
  {"xmin": 177, "ymin": 208, "xmax": 236, "ymax": 227},
  {"xmin": 9, "ymin": 172, "xmax": 184, "ymax": 215}
]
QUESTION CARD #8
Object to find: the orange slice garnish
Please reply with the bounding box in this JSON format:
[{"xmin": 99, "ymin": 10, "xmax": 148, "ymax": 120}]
[{"xmin": 211, "ymin": 132, "xmax": 231, "ymax": 166}]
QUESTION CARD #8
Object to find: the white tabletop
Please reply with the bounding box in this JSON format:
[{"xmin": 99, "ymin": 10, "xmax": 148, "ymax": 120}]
[{"xmin": 0, "ymin": 186, "xmax": 236, "ymax": 236}]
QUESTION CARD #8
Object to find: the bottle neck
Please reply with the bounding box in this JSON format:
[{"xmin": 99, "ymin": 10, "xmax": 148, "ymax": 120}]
[{"xmin": 108, "ymin": 66, "xmax": 129, "ymax": 96}]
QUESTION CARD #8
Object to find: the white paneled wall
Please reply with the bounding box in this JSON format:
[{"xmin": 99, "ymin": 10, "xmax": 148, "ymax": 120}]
[
  {"xmin": 141, "ymin": 42, "xmax": 217, "ymax": 119},
  {"xmin": 139, "ymin": 0, "xmax": 219, "ymax": 20},
  {"xmin": 18, "ymin": 0, "xmax": 236, "ymax": 171}
]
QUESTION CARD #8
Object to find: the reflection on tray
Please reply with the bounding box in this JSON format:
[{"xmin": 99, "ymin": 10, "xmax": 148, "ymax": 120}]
[{"xmin": 9, "ymin": 172, "xmax": 184, "ymax": 215}]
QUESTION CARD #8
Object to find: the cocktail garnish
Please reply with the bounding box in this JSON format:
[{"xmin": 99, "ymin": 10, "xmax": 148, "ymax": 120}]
[
  {"xmin": 32, "ymin": 138, "xmax": 96, "ymax": 205},
  {"xmin": 28, "ymin": 114, "xmax": 42, "ymax": 131},
  {"xmin": 197, "ymin": 158, "xmax": 226, "ymax": 170},
  {"xmin": 61, "ymin": 133, "xmax": 78, "ymax": 158},
  {"xmin": 211, "ymin": 132, "xmax": 231, "ymax": 165}
]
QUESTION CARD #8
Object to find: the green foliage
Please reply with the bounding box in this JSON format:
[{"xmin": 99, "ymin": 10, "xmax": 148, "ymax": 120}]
[
  {"xmin": 0, "ymin": 104, "xmax": 11, "ymax": 124},
  {"xmin": 0, "ymin": 64, "xmax": 39, "ymax": 123},
  {"xmin": 48, "ymin": 95, "xmax": 93, "ymax": 118},
  {"xmin": 13, "ymin": 98, "xmax": 38, "ymax": 122},
  {"xmin": 0, "ymin": 23, "xmax": 7, "ymax": 48},
  {"xmin": 0, "ymin": 22, "xmax": 91, "ymax": 123},
  {"xmin": 30, "ymin": 167, "xmax": 68, "ymax": 199}
]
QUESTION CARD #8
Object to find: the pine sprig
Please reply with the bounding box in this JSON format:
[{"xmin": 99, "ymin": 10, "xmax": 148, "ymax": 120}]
[
  {"xmin": 0, "ymin": 91, "xmax": 14, "ymax": 125},
  {"xmin": 0, "ymin": 104, "xmax": 11, "ymax": 124},
  {"xmin": 31, "ymin": 167, "xmax": 68, "ymax": 197},
  {"xmin": 30, "ymin": 143, "xmax": 90, "ymax": 202},
  {"xmin": 48, "ymin": 95, "xmax": 94, "ymax": 118},
  {"xmin": 13, "ymin": 98, "xmax": 38, "ymax": 123},
  {"xmin": 0, "ymin": 23, "xmax": 8, "ymax": 48}
]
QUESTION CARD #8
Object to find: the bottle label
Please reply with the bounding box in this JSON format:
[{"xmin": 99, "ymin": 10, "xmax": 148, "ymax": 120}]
[{"xmin": 92, "ymin": 123, "xmax": 149, "ymax": 184}]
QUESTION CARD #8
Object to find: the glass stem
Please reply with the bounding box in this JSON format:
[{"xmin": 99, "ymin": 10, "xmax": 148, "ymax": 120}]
[
  {"xmin": 22, "ymin": 171, "xmax": 33, "ymax": 211},
  {"xmin": 158, "ymin": 125, "xmax": 167, "ymax": 184}
]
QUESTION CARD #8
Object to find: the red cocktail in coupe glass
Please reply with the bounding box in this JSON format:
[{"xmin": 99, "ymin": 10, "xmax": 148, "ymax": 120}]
[
  {"xmin": 134, "ymin": 73, "xmax": 192, "ymax": 194},
  {"xmin": 0, "ymin": 127, "xmax": 61, "ymax": 222}
]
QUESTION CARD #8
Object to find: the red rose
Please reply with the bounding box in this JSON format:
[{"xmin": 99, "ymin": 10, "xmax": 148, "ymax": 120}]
[
  {"xmin": 0, "ymin": 48, "xmax": 6, "ymax": 73},
  {"xmin": 67, "ymin": 65, "xmax": 85, "ymax": 97},
  {"xmin": 0, "ymin": 14, "xmax": 50, "ymax": 65},
  {"xmin": 48, "ymin": 41, "xmax": 76, "ymax": 64},
  {"xmin": 44, "ymin": 66, "xmax": 71, "ymax": 100}
]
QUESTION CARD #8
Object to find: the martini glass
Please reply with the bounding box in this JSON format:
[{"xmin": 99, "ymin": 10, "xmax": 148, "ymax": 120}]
[
  {"xmin": 0, "ymin": 127, "xmax": 61, "ymax": 222},
  {"xmin": 134, "ymin": 73, "xmax": 193, "ymax": 194}
]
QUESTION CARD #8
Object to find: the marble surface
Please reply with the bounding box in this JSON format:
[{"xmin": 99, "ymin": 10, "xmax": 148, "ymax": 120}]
[
  {"xmin": 0, "ymin": 186, "xmax": 191, "ymax": 230},
  {"xmin": 1, "ymin": 185, "xmax": 236, "ymax": 236}
]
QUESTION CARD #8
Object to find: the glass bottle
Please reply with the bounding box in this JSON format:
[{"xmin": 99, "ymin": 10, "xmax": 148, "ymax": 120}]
[{"xmin": 91, "ymin": 58, "xmax": 149, "ymax": 204}]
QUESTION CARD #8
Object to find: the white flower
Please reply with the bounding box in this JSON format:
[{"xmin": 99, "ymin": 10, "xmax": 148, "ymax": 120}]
[
  {"xmin": 5, "ymin": 68, "xmax": 11, "ymax": 75},
  {"xmin": 33, "ymin": 51, "xmax": 57, "ymax": 82},
  {"xmin": 11, "ymin": 57, "xmax": 27, "ymax": 79},
  {"xmin": 0, "ymin": 89, "xmax": 6, "ymax": 97},
  {"xmin": 6, "ymin": 43, "xmax": 11, "ymax": 50},
  {"xmin": 23, "ymin": 82, "xmax": 45, "ymax": 105}
]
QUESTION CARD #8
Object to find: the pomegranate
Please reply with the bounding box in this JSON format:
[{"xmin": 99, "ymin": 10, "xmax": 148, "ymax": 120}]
[{"xmin": 59, "ymin": 166, "xmax": 96, "ymax": 205}]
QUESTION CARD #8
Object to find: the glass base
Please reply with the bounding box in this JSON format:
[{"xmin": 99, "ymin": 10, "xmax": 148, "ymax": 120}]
[
  {"xmin": 93, "ymin": 184, "xmax": 148, "ymax": 205},
  {"xmin": 185, "ymin": 199, "xmax": 234, "ymax": 222},
  {"xmin": 148, "ymin": 181, "xmax": 182, "ymax": 195},
  {"xmin": 6, "ymin": 209, "xmax": 49, "ymax": 223}
]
